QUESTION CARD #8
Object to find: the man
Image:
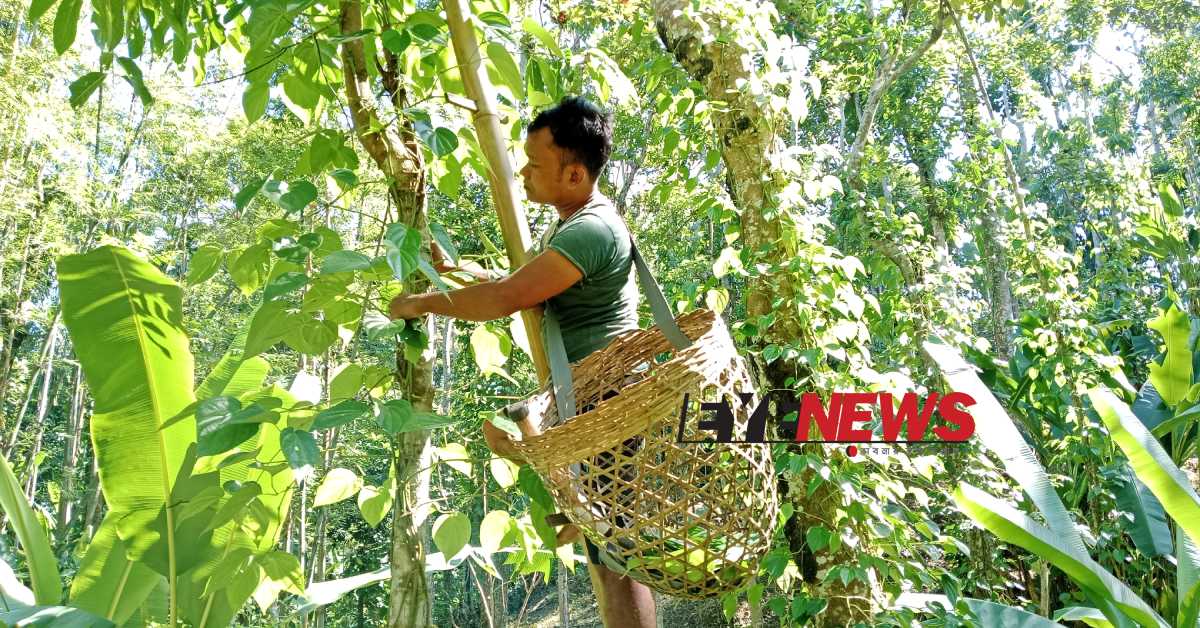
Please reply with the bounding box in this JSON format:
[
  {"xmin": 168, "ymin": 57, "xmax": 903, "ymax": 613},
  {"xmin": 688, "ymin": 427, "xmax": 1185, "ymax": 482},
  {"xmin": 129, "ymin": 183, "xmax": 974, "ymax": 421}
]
[{"xmin": 388, "ymin": 96, "xmax": 657, "ymax": 627}]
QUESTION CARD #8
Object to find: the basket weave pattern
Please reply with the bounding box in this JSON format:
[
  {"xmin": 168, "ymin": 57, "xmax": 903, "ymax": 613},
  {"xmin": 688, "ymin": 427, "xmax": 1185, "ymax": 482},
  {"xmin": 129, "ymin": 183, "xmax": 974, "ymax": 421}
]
[{"xmin": 511, "ymin": 309, "xmax": 778, "ymax": 598}]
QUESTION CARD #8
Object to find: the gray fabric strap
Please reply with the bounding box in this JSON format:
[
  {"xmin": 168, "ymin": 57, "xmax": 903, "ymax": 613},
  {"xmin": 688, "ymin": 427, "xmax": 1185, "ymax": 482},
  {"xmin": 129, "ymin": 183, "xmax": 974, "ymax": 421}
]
[{"xmin": 543, "ymin": 239, "xmax": 692, "ymax": 422}]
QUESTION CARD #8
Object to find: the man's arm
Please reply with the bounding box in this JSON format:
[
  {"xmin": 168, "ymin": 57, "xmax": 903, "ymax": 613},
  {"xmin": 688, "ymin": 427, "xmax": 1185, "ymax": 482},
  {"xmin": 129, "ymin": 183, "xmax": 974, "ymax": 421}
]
[
  {"xmin": 431, "ymin": 240, "xmax": 503, "ymax": 286},
  {"xmin": 390, "ymin": 249, "xmax": 582, "ymax": 321}
]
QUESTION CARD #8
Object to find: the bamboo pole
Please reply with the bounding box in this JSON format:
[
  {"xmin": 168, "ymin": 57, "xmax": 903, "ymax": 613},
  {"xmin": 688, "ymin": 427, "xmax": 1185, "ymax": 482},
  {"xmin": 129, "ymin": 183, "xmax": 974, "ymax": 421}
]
[
  {"xmin": 441, "ymin": 0, "xmax": 550, "ymax": 389},
  {"xmin": 442, "ymin": 1, "xmax": 601, "ymax": 616}
]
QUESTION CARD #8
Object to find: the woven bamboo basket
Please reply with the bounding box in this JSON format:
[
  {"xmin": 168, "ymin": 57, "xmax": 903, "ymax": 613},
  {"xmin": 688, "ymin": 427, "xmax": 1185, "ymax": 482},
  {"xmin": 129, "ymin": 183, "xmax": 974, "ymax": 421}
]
[{"xmin": 508, "ymin": 308, "xmax": 778, "ymax": 599}]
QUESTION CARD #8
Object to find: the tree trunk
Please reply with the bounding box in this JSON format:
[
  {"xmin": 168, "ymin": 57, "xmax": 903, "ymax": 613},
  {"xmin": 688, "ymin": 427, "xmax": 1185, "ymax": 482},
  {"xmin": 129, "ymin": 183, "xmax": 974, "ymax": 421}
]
[
  {"xmin": 955, "ymin": 60, "xmax": 1014, "ymax": 360},
  {"xmin": 653, "ymin": 2, "xmax": 878, "ymax": 623},
  {"xmin": 339, "ymin": 1, "xmax": 436, "ymax": 624},
  {"xmin": 56, "ymin": 363, "xmax": 86, "ymax": 547}
]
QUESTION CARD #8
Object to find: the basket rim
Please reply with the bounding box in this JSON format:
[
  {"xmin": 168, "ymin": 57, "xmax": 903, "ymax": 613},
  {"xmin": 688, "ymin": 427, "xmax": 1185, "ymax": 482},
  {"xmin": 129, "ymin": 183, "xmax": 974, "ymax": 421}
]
[{"xmin": 511, "ymin": 307, "xmax": 743, "ymax": 459}]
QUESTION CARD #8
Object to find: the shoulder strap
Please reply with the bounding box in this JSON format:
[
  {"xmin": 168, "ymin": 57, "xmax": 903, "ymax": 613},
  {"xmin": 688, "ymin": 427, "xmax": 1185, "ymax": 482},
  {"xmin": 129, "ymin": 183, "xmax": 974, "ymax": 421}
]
[{"xmin": 543, "ymin": 237, "xmax": 692, "ymax": 422}]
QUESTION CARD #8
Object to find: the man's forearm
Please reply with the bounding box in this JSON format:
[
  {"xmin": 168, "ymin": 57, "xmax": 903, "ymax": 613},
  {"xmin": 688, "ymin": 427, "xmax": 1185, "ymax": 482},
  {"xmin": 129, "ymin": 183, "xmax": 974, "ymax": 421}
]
[{"xmin": 414, "ymin": 281, "xmax": 516, "ymax": 321}]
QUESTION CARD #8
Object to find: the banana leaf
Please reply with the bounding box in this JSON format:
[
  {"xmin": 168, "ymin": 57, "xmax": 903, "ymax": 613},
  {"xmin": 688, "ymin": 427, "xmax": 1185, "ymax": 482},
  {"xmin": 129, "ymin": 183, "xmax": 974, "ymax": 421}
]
[
  {"xmin": 0, "ymin": 456, "xmax": 60, "ymax": 604},
  {"xmin": 953, "ymin": 483, "xmax": 1167, "ymax": 628}
]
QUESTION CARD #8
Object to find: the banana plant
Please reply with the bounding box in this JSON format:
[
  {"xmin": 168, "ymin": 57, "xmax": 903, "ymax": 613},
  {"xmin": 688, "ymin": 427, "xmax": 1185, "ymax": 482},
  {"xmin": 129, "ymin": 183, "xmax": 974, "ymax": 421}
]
[
  {"xmin": 925, "ymin": 337, "xmax": 1199, "ymax": 627},
  {"xmin": 0, "ymin": 246, "xmax": 305, "ymax": 626}
]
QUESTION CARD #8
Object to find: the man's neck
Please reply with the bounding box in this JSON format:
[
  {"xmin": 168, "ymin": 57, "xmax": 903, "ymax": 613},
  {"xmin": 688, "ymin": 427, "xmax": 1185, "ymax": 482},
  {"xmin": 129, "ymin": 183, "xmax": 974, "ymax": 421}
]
[{"xmin": 554, "ymin": 189, "xmax": 599, "ymax": 221}]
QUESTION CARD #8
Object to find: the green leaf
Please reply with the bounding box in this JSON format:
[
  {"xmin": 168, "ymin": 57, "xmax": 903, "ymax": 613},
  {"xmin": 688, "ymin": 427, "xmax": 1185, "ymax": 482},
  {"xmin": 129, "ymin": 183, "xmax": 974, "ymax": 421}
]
[
  {"xmin": 479, "ymin": 510, "xmax": 512, "ymax": 554},
  {"xmin": 0, "ymin": 605, "xmax": 116, "ymax": 627},
  {"xmin": 1114, "ymin": 466, "xmax": 1173, "ymax": 557},
  {"xmin": 380, "ymin": 28, "xmax": 410, "ymax": 54},
  {"xmin": 28, "ymin": 0, "xmax": 60, "ymax": 21},
  {"xmin": 384, "ymin": 223, "xmax": 422, "ymax": 281},
  {"xmin": 428, "ymin": 127, "xmax": 458, "ymax": 157},
  {"xmin": 280, "ymin": 428, "xmax": 319, "ymax": 483},
  {"xmin": 489, "ymin": 457, "xmax": 518, "ymax": 488},
  {"xmin": 67, "ymin": 516, "xmax": 160, "ymax": 622},
  {"xmin": 329, "ymin": 168, "xmax": 358, "ymax": 190},
  {"xmin": 432, "ymin": 512, "xmax": 471, "ymax": 559},
  {"xmin": 313, "ymin": 468, "xmax": 362, "ymax": 507},
  {"xmin": 263, "ymin": 180, "xmax": 318, "ymax": 214},
  {"xmin": 0, "ymin": 456, "xmax": 61, "ymax": 604},
  {"xmin": 924, "ymin": 341, "xmax": 1087, "ymax": 552},
  {"xmin": 899, "ymin": 594, "xmax": 1067, "ymax": 626},
  {"xmin": 1053, "ymin": 607, "xmax": 1114, "ymax": 627},
  {"xmin": 116, "ymin": 57, "xmax": 153, "ymax": 107},
  {"xmin": 1146, "ymin": 303, "xmax": 1193, "ymax": 407},
  {"xmin": 953, "ymin": 483, "xmax": 1167, "ymax": 628},
  {"xmin": 53, "ymin": 0, "xmax": 83, "ymax": 53},
  {"xmin": 329, "ymin": 363, "xmax": 362, "ymax": 402},
  {"xmin": 1090, "ymin": 389, "xmax": 1200, "ymax": 547},
  {"xmin": 251, "ymin": 551, "xmax": 305, "ymax": 611},
  {"xmin": 68, "ymin": 71, "xmax": 105, "ymax": 108},
  {"xmin": 312, "ymin": 400, "xmax": 370, "ymax": 430},
  {"xmin": 470, "ymin": 325, "xmax": 508, "ymax": 377},
  {"xmin": 243, "ymin": 81, "xmax": 270, "ymax": 123},
  {"xmin": 245, "ymin": 301, "xmax": 294, "ymax": 357},
  {"xmin": 321, "ymin": 250, "xmax": 373, "ymax": 274},
  {"xmin": 57, "ymin": 246, "xmax": 196, "ymax": 569},
  {"xmin": 486, "ymin": 42, "xmax": 525, "ymax": 100},
  {"xmin": 195, "ymin": 397, "xmax": 264, "ymax": 456},
  {"xmin": 375, "ymin": 399, "xmax": 413, "ymax": 435},
  {"xmin": 234, "ymin": 177, "xmax": 265, "ymax": 210},
  {"xmin": 1159, "ymin": 181, "xmax": 1183, "ymax": 217},
  {"xmin": 263, "ymin": 271, "xmax": 308, "ymax": 301},
  {"xmin": 521, "ymin": 17, "xmax": 561, "ymax": 56},
  {"xmin": 434, "ymin": 443, "xmax": 472, "ymax": 477},
  {"xmin": 228, "ymin": 243, "xmax": 272, "ymax": 295},
  {"xmin": 284, "ymin": 316, "xmax": 337, "ymax": 355},
  {"xmin": 187, "ymin": 244, "xmax": 224, "ymax": 285},
  {"xmin": 356, "ymin": 476, "xmax": 393, "ymax": 528}
]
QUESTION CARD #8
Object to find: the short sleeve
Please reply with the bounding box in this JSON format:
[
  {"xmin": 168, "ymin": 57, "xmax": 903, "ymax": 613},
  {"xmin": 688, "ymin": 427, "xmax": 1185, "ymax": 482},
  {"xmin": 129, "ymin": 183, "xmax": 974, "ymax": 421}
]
[{"xmin": 547, "ymin": 213, "xmax": 615, "ymax": 279}]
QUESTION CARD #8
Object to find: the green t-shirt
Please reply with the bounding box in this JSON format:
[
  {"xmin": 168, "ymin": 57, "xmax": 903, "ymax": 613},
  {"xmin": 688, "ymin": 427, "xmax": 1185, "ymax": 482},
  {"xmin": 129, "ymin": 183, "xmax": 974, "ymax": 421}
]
[{"xmin": 538, "ymin": 193, "xmax": 639, "ymax": 363}]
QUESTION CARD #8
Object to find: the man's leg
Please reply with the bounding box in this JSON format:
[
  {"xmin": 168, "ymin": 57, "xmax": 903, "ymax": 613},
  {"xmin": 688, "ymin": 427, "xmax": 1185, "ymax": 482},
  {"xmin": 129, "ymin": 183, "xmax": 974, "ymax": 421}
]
[{"xmin": 589, "ymin": 562, "xmax": 656, "ymax": 628}]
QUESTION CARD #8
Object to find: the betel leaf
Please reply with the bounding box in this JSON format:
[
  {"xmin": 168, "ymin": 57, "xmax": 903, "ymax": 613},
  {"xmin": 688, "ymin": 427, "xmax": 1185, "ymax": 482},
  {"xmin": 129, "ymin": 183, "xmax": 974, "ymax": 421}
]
[
  {"xmin": 380, "ymin": 28, "xmax": 410, "ymax": 54},
  {"xmin": 187, "ymin": 244, "xmax": 224, "ymax": 285},
  {"xmin": 426, "ymin": 127, "xmax": 458, "ymax": 157},
  {"xmin": 322, "ymin": 250, "xmax": 373, "ymax": 274},
  {"xmin": 356, "ymin": 478, "xmax": 393, "ymax": 528},
  {"xmin": 432, "ymin": 512, "xmax": 470, "ymax": 559},
  {"xmin": 479, "ymin": 510, "xmax": 512, "ymax": 554},
  {"xmin": 313, "ymin": 468, "xmax": 362, "ymax": 507},
  {"xmin": 263, "ymin": 179, "xmax": 318, "ymax": 213},
  {"xmin": 195, "ymin": 396, "xmax": 268, "ymax": 456},
  {"xmin": 229, "ymin": 243, "xmax": 272, "ymax": 295},
  {"xmin": 280, "ymin": 428, "xmax": 319, "ymax": 482},
  {"xmin": 263, "ymin": 271, "xmax": 308, "ymax": 301},
  {"xmin": 329, "ymin": 168, "xmax": 358, "ymax": 190},
  {"xmin": 284, "ymin": 316, "xmax": 338, "ymax": 355},
  {"xmin": 384, "ymin": 223, "xmax": 421, "ymax": 281},
  {"xmin": 312, "ymin": 399, "xmax": 371, "ymax": 430},
  {"xmin": 245, "ymin": 300, "xmax": 295, "ymax": 357},
  {"xmin": 234, "ymin": 177, "xmax": 266, "ymax": 210}
]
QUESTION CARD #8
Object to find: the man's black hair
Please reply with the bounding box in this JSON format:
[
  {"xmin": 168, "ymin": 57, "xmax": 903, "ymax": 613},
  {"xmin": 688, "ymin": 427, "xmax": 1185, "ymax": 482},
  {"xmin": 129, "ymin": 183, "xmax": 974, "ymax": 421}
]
[{"xmin": 527, "ymin": 96, "xmax": 612, "ymax": 181}]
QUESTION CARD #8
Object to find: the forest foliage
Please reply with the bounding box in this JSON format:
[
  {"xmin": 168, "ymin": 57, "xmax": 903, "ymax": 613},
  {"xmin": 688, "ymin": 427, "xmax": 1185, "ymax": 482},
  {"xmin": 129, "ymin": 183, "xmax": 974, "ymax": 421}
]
[{"xmin": 0, "ymin": 0, "xmax": 1198, "ymax": 625}]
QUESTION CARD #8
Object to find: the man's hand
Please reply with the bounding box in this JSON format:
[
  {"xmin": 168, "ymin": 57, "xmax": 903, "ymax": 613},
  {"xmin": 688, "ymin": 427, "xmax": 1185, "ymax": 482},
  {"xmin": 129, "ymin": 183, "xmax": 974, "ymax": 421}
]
[
  {"xmin": 483, "ymin": 420, "xmax": 526, "ymax": 463},
  {"xmin": 388, "ymin": 295, "xmax": 425, "ymax": 321}
]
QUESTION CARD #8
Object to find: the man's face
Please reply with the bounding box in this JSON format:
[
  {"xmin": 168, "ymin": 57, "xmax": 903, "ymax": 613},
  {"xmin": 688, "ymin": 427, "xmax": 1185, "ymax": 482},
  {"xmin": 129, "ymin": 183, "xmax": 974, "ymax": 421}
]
[{"xmin": 519, "ymin": 127, "xmax": 586, "ymax": 205}]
